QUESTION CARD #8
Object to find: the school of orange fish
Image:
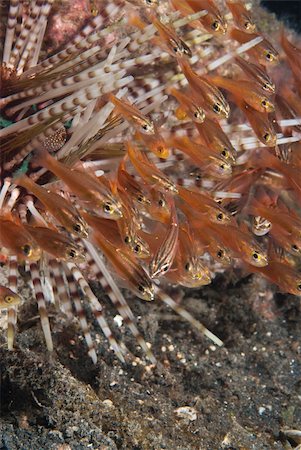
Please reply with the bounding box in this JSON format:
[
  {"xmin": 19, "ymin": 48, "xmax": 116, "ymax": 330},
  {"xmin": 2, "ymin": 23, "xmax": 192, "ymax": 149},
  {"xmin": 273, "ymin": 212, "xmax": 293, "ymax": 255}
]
[{"xmin": 0, "ymin": 0, "xmax": 301, "ymax": 363}]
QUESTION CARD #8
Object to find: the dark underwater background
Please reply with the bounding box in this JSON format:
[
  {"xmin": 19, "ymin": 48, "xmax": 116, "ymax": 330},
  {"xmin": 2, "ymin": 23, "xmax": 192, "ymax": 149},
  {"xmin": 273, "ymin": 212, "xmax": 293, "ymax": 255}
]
[{"xmin": 261, "ymin": 0, "xmax": 301, "ymax": 32}]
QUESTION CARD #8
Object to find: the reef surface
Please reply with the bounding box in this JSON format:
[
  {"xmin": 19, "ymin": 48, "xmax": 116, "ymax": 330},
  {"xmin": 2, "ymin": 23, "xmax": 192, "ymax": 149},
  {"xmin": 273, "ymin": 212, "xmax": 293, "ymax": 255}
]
[{"xmin": 1, "ymin": 274, "xmax": 301, "ymax": 449}]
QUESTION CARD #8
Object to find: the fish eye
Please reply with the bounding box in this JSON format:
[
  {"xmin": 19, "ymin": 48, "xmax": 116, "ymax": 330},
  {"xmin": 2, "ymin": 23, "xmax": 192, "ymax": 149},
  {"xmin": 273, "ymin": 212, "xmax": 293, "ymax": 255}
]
[
  {"xmin": 291, "ymin": 244, "xmax": 299, "ymax": 252},
  {"xmin": 193, "ymin": 108, "xmax": 205, "ymax": 121},
  {"xmin": 145, "ymin": 0, "xmax": 157, "ymax": 6},
  {"xmin": 221, "ymin": 149, "xmax": 229, "ymax": 158},
  {"xmin": 158, "ymin": 198, "xmax": 165, "ymax": 207},
  {"xmin": 263, "ymin": 82, "xmax": 275, "ymax": 92},
  {"xmin": 103, "ymin": 202, "xmax": 113, "ymax": 214},
  {"xmin": 261, "ymin": 99, "xmax": 273, "ymax": 111},
  {"xmin": 73, "ymin": 223, "xmax": 82, "ymax": 233},
  {"xmin": 169, "ymin": 38, "xmax": 180, "ymax": 54},
  {"xmin": 181, "ymin": 42, "xmax": 192, "ymax": 57},
  {"xmin": 263, "ymin": 133, "xmax": 271, "ymax": 143},
  {"xmin": 138, "ymin": 284, "xmax": 145, "ymax": 293},
  {"xmin": 211, "ymin": 21, "xmax": 220, "ymax": 31},
  {"xmin": 217, "ymin": 212, "xmax": 224, "ymax": 221},
  {"xmin": 21, "ymin": 244, "xmax": 32, "ymax": 256},
  {"xmin": 141, "ymin": 121, "xmax": 154, "ymax": 133},
  {"xmin": 297, "ymin": 283, "xmax": 301, "ymax": 291},
  {"xmin": 157, "ymin": 146, "xmax": 164, "ymax": 154},
  {"xmin": 137, "ymin": 195, "xmax": 145, "ymax": 203},
  {"xmin": 213, "ymin": 103, "xmax": 221, "ymax": 114},
  {"xmin": 217, "ymin": 249, "xmax": 224, "ymax": 258},
  {"xmin": 252, "ymin": 251, "xmax": 260, "ymax": 260},
  {"xmin": 68, "ymin": 248, "xmax": 77, "ymax": 258},
  {"xmin": 4, "ymin": 295, "xmax": 15, "ymax": 304},
  {"xmin": 264, "ymin": 51, "xmax": 276, "ymax": 62},
  {"xmin": 124, "ymin": 236, "xmax": 131, "ymax": 244},
  {"xmin": 134, "ymin": 244, "xmax": 141, "ymax": 253},
  {"xmin": 185, "ymin": 262, "xmax": 191, "ymax": 271}
]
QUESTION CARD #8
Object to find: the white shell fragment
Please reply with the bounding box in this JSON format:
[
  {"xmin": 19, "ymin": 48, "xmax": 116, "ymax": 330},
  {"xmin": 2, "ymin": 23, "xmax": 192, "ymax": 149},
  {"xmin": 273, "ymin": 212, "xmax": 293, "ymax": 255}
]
[{"xmin": 174, "ymin": 406, "xmax": 197, "ymax": 421}]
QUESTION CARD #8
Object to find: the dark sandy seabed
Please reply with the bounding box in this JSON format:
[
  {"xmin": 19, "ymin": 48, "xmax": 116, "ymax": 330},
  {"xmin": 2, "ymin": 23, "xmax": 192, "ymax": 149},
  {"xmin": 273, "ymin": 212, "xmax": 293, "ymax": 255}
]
[
  {"xmin": 1, "ymin": 274, "xmax": 300, "ymax": 449},
  {"xmin": 1, "ymin": 2, "xmax": 301, "ymax": 449}
]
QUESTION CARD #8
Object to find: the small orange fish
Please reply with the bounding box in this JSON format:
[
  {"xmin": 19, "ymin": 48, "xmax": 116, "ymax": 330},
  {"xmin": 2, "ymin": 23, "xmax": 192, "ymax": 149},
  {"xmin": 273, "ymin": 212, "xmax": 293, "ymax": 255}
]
[
  {"xmin": 108, "ymin": 95, "xmax": 169, "ymax": 159},
  {"xmin": 152, "ymin": 17, "xmax": 192, "ymax": 58},
  {"xmin": 237, "ymin": 101, "xmax": 277, "ymax": 146},
  {"xmin": 168, "ymin": 136, "xmax": 233, "ymax": 179},
  {"xmin": 134, "ymin": 130, "xmax": 170, "ymax": 159},
  {"xmin": 211, "ymin": 75, "xmax": 275, "ymax": 113},
  {"xmin": 145, "ymin": 189, "xmax": 171, "ymax": 224},
  {"xmin": 275, "ymin": 94, "xmax": 301, "ymax": 134},
  {"xmin": 127, "ymin": 142, "xmax": 177, "ymax": 194},
  {"xmin": 117, "ymin": 158, "xmax": 151, "ymax": 209},
  {"xmin": 207, "ymin": 221, "xmax": 268, "ymax": 267},
  {"xmin": 226, "ymin": 0, "xmax": 256, "ymax": 33},
  {"xmin": 82, "ymin": 212, "xmax": 122, "ymax": 243},
  {"xmin": 254, "ymin": 149, "xmax": 301, "ymax": 206},
  {"xmin": 194, "ymin": 118, "xmax": 237, "ymax": 164},
  {"xmin": 169, "ymin": 222, "xmax": 211, "ymax": 287},
  {"xmin": 24, "ymin": 224, "xmax": 85, "ymax": 263},
  {"xmin": 215, "ymin": 167, "xmax": 264, "ymax": 210},
  {"xmin": 178, "ymin": 58, "xmax": 230, "ymax": 119},
  {"xmin": 149, "ymin": 196, "xmax": 179, "ymax": 278},
  {"xmin": 193, "ymin": 220, "xmax": 233, "ymax": 265},
  {"xmin": 90, "ymin": 226, "xmax": 155, "ymax": 301},
  {"xmin": 108, "ymin": 94, "xmax": 156, "ymax": 135},
  {"xmin": 235, "ymin": 57, "xmax": 275, "ymax": 94},
  {"xmin": 169, "ymin": 87, "xmax": 206, "ymax": 123},
  {"xmin": 248, "ymin": 193, "xmax": 296, "ymax": 243},
  {"xmin": 280, "ymin": 30, "xmax": 301, "ymax": 72},
  {"xmin": 177, "ymin": 186, "xmax": 233, "ymax": 224},
  {"xmin": 270, "ymin": 223, "xmax": 301, "ymax": 257},
  {"xmin": 14, "ymin": 174, "xmax": 89, "ymax": 238},
  {"xmin": 182, "ymin": 0, "xmax": 227, "ymax": 35},
  {"xmin": 116, "ymin": 189, "xmax": 150, "ymax": 259},
  {"xmin": 230, "ymin": 28, "xmax": 279, "ymax": 66},
  {"xmin": 245, "ymin": 260, "xmax": 301, "ymax": 296},
  {"xmin": 33, "ymin": 148, "xmax": 123, "ymax": 219},
  {"xmin": 279, "ymin": 86, "xmax": 301, "ymax": 118},
  {"xmin": 0, "ymin": 285, "xmax": 22, "ymax": 309},
  {"xmin": 0, "ymin": 216, "xmax": 42, "ymax": 261}
]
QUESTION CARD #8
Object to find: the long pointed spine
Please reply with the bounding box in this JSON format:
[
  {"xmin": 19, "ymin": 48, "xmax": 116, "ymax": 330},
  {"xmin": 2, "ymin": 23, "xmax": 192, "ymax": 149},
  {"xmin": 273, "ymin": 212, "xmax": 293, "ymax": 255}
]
[
  {"xmin": 29, "ymin": 261, "xmax": 54, "ymax": 351},
  {"xmin": 67, "ymin": 262, "xmax": 125, "ymax": 363},
  {"xmin": 155, "ymin": 288, "xmax": 223, "ymax": 347},
  {"xmin": 7, "ymin": 256, "xmax": 19, "ymax": 350},
  {"xmin": 65, "ymin": 270, "xmax": 97, "ymax": 364},
  {"xmin": 48, "ymin": 259, "xmax": 73, "ymax": 318},
  {"xmin": 3, "ymin": 0, "xmax": 20, "ymax": 64},
  {"xmin": 85, "ymin": 240, "xmax": 156, "ymax": 363}
]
